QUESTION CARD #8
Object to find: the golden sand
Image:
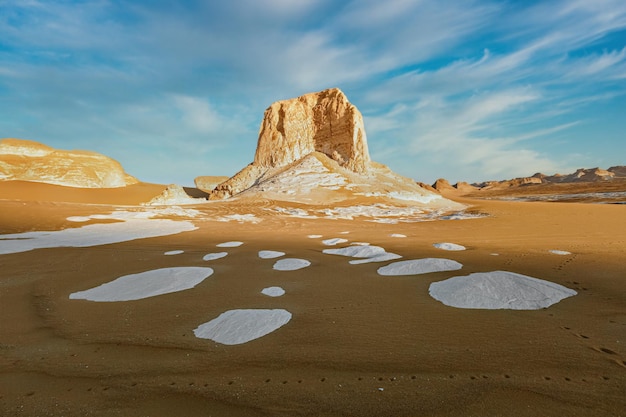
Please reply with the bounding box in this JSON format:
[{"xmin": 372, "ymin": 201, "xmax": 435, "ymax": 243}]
[{"xmin": 0, "ymin": 182, "xmax": 624, "ymax": 416}]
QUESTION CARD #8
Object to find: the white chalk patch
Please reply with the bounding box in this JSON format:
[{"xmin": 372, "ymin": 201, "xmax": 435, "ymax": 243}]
[
  {"xmin": 324, "ymin": 245, "xmax": 387, "ymax": 258},
  {"xmin": 324, "ymin": 245, "xmax": 402, "ymax": 264},
  {"xmin": 164, "ymin": 250, "xmax": 184, "ymax": 256},
  {"xmin": 193, "ymin": 309, "xmax": 292, "ymax": 345},
  {"xmin": 350, "ymin": 242, "xmax": 370, "ymax": 246},
  {"xmin": 203, "ymin": 252, "xmax": 228, "ymax": 261},
  {"xmin": 340, "ymin": 231, "xmax": 350, "ymax": 234},
  {"xmin": 490, "ymin": 253, "xmax": 500, "ymax": 256},
  {"xmin": 391, "ymin": 233, "xmax": 406, "ymax": 238},
  {"xmin": 216, "ymin": 214, "xmax": 260, "ymax": 223},
  {"xmin": 377, "ymin": 258, "xmax": 463, "ymax": 276},
  {"xmin": 349, "ymin": 253, "xmax": 403, "ymax": 264},
  {"xmin": 216, "ymin": 241, "xmax": 243, "ymax": 248},
  {"xmin": 0, "ymin": 212, "xmax": 197, "ymax": 255},
  {"xmin": 66, "ymin": 216, "xmax": 91, "ymax": 222},
  {"xmin": 322, "ymin": 238, "xmax": 348, "ymax": 246},
  {"xmin": 307, "ymin": 234, "xmax": 322, "ymax": 238},
  {"xmin": 69, "ymin": 267, "xmax": 213, "ymax": 302},
  {"xmin": 261, "ymin": 286, "xmax": 286, "ymax": 297},
  {"xmin": 258, "ymin": 250, "xmax": 285, "ymax": 259},
  {"xmin": 549, "ymin": 250, "xmax": 571, "ymax": 255},
  {"xmin": 273, "ymin": 258, "xmax": 311, "ymax": 271},
  {"xmin": 429, "ymin": 271, "xmax": 577, "ymax": 310},
  {"xmin": 433, "ymin": 242, "xmax": 466, "ymax": 251}
]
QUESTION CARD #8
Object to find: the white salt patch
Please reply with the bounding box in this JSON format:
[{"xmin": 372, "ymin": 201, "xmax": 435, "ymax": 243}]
[
  {"xmin": 387, "ymin": 191, "xmax": 442, "ymax": 203},
  {"xmin": 164, "ymin": 250, "xmax": 184, "ymax": 256},
  {"xmin": 216, "ymin": 241, "xmax": 243, "ymax": 248},
  {"xmin": 429, "ymin": 271, "xmax": 577, "ymax": 310},
  {"xmin": 322, "ymin": 238, "xmax": 348, "ymax": 246},
  {"xmin": 203, "ymin": 252, "xmax": 228, "ymax": 261},
  {"xmin": 66, "ymin": 216, "xmax": 91, "ymax": 222},
  {"xmin": 0, "ymin": 214, "xmax": 197, "ymax": 255},
  {"xmin": 307, "ymin": 234, "xmax": 322, "ymax": 238},
  {"xmin": 216, "ymin": 214, "xmax": 260, "ymax": 223},
  {"xmin": 391, "ymin": 233, "xmax": 406, "ymax": 238},
  {"xmin": 261, "ymin": 286, "xmax": 286, "ymax": 297},
  {"xmin": 340, "ymin": 231, "xmax": 350, "ymax": 234},
  {"xmin": 258, "ymin": 250, "xmax": 285, "ymax": 259},
  {"xmin": 349, "ymin": 253, "xmax": 403, "ymax": 264},
  {"xmin": 324, "ymin": 245, "xmax": 387, "ymax": 258},
  {"xmin": 550, "ymin": 250, "xmax": 571, "ymax": 255},
  {"xmin": 377, "ymin": 258, "xmax": 463, "ymax": 276},
  {"xmin": 69, "ymin": 267, "xmax": 213, "ymax": 302},
  {"xmin": 324, "ymin": 245, "xmax": 402, "ymax": 264},
  {"xmin": 433, "ymin": 242, "xmax": 466, "ymax": 251},
  {"xmin": 273, "ymin": 258, "xmax": 311, "ymax": 271},
  {"xmin": 193, "ymin": 309, "xmax": 292, "ymax": 345}
]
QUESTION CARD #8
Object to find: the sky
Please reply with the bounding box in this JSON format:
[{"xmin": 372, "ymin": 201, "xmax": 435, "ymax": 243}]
[{"xmin": 1, "ymin": 0, "xmax": 625, "ymax": 186}]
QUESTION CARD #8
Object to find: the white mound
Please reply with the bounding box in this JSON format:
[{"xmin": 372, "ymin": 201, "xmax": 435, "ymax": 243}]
[
  {"xmin": 69, "ymin": 267, "xmax": 213, "ymax": 302},
  {"xmin": 273, "ymin": 258, "xmax": 311, "ymax": 271},
  {"xmin": 0, "ymin": 211, "xmax": 197, "ymax": 255},
  {"xmin": 261, "ymin": 286, "xmax": 286, "ymax": 297},
  {"xmin": 164, "ymin": 250, "xmax": 184, "ymax": 256},
  {"xmin": 550, "ymin": 250, "xmax": 572, "ymax": 255},
  {"xmin": 377, "ymin": 258, "xmax": 463, "ymax": 276},
  {"xmin": 429, "ymin": 271, "xmax": 577, "ymax": 310},
  {"xmin": 308, "ymin": 234, "xmax": 322, "ymax": 238},
  {"xmin": 203, "ymin": 252, "xmax": 228, "ymax": 261},
  {"xmin": 193, "ymin": 309, "xmax": 292, "ymax": 345},
  {"xmin": 433, "ymin": 242, "xmax": 466, "ymax": 251},
  {"xmin": 216, "ymin": 241, "xmax": 243, "ymax": 248},
  {"xmin": 258, "ymin": 250, "xmax": 286, "ymax": 259},
  {"xmin": 322, "ymin": 238, "xmax": 348, "ymax": 246},
  {"xmin": 391, "ymin": 234, "xmax": 406, "ymax": 238}
]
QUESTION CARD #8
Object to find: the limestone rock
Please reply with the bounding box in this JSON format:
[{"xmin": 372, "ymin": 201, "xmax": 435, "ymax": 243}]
[
  {"xmin": 0, "ymin": 138, "xmax": 138, "ymax": 188},
  {"xmin": 194, "ymin": 175, "xmax": 230, "ymax": 193},
  {"xmin": 211, "ymin": 88, "xmax": 371, "ymax": 200},
  {"xmin": 145, "ymin": 184, "xmax": 206, "ymax": 206}
]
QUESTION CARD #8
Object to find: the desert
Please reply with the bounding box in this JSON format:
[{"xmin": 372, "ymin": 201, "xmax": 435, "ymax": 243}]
[{"xmin": 1, "ymin": 87, "xmax": 625, "ymax": 417}]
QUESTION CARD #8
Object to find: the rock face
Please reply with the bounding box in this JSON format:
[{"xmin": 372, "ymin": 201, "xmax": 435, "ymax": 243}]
[
  {"xmin": 0, "ymin": 138, "xmax": 138, "ymax": 188},
  {"xmin": 254, "ymin": 88, "xmax": 370, "ymax": 172},
  {"xmin": 209, "ymin": 88, "xmax": 463, "ymax": 211},
  {"xmin": 194, "ymin": 176, "xmax": 230, "ymax": 193},
  {"xmin": 212, "ymin": 88, "xmax": 371, "ymax": 200}
]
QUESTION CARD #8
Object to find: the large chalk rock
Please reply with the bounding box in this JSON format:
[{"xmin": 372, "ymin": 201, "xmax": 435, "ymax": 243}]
[{"xmin": 0, "ymin": 138, "xmax": 138, "ymax": 188}]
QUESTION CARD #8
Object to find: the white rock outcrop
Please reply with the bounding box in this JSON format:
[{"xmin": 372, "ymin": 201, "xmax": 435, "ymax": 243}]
[
  {"xmin": 208, "ymin": 88, "xmax": 462, "ymax": 210},
  {"xmin": 0, "ymin": 138, "xmax": 138, "ymax": 188}
]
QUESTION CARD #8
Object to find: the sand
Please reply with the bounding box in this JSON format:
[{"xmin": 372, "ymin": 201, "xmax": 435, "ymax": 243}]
[{"xmin": 0, "ymin": 182, "xmax": 625, "ymax": 416}]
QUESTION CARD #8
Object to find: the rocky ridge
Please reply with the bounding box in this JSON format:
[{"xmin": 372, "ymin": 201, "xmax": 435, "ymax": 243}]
[
  {"xmin": 434, "ymin": 166, "xmax": 626, "ymax": 195},
  {"xmin": 0, "ymin": 138, "xmax": 138, "ymax": 188}
]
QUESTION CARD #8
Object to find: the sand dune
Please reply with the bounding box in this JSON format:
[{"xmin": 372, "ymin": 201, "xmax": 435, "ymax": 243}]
[{"xmin": 1, "ymin": 181, "xmax": 624, "ymax": 416}]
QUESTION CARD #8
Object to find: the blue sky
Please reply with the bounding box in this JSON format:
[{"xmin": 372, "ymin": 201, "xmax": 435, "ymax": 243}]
[{"xmin": 1, "ymin": 0, "xmax": 625, "ymax": 185}]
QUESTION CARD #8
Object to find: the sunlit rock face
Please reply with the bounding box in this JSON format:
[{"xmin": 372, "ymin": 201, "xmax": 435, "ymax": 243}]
[
  {"xmin": 253, "ymin": 87, "xmax": 370, "ymax": 173},
  {"xmin": 0, "ymin": 138, "xmax": 138, "ymax": 188},
  {"xmin": 211, "ymin": 88, "xmax": 373, "ymax": 200}
]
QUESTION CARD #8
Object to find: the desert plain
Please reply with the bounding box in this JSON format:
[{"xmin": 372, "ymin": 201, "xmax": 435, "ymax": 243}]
[{"xmin": 0, "ymin": 181, "xmax": 624, "ymax": 417}]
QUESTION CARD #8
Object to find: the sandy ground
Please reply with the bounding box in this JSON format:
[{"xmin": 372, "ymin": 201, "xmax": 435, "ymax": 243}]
[{"xmin": 0, "ymin": 182, "xmax": 624, "ymax": 416}]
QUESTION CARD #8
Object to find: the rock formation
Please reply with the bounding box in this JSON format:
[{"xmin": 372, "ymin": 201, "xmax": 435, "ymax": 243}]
[
  {"xmin": 211, "ymin": 88, "xmax": 371, "ymax": 200},
  {"xmin": 0, "ymin": 138, "xmax": 138, "ymax": 188},
  {"xmin": 194, "ymin": 176, "xmax": 230, "ymax": 193},
  {"xmin": 145, "ymin": 184, "xmax": 206, "ymax": 206},
  {"xmin": 208, "ymin": 88, "xmax": 463, "ymax": 210}
]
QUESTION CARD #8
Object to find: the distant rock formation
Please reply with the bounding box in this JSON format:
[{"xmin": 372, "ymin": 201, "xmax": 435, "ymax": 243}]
[
  {"xmin": 208, "ymin": 88, "xmax": 462, "ymax": 210},
  {"xmin": 0, "ymin": 138, "xmax": 138, "ymax": 188},
  {"xmin": 433, "ymin": 166, "xmax": 626, "ymax": 195}
]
